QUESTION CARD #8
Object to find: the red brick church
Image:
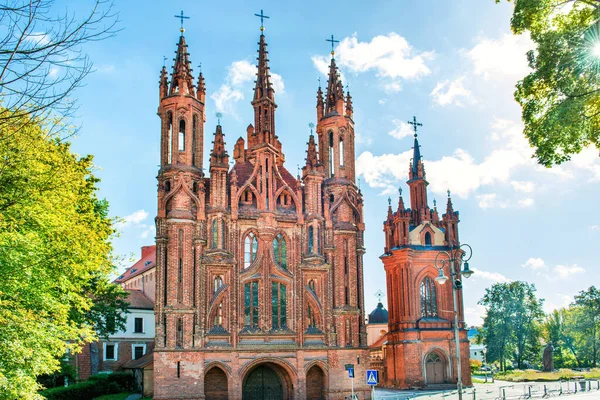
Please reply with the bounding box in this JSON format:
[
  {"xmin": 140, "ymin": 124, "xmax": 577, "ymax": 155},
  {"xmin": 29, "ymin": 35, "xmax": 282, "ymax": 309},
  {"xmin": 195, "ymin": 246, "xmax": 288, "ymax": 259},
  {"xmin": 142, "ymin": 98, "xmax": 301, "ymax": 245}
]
[
  {"xmin": 378, "ymin": 128, "xmax": 472, "ymax": 388},
  {"xmin": 152, "ymin": 21, "xmax": 370, "ymax": 399}
]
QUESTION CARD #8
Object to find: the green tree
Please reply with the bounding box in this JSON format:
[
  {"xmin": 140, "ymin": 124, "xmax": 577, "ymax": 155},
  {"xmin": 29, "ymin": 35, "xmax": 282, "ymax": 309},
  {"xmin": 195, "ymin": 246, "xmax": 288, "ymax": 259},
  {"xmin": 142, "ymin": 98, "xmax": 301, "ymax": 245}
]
[
  {"xmin": 497, "ymin": 0, "xmax": 600, "ymax": 166},
  {"xmin": 572, "ymin": 286, "xmax": 600, "ymax": 367},
  {"xmin": 479, "ymin": 281, "xmax": 545, "ymax": 370},
  {"xmin": 0, "ymin": 110, "xmax": 127, "ymax": 399}
]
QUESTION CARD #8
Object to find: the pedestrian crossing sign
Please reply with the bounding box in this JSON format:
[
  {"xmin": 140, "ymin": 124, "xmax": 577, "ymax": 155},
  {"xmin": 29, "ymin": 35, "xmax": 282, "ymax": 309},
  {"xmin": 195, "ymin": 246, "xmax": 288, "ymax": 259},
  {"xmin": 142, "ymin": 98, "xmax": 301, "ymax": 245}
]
[{"xmin": 366, "ymin": 370, "xmax": 378, "ymax": 385}]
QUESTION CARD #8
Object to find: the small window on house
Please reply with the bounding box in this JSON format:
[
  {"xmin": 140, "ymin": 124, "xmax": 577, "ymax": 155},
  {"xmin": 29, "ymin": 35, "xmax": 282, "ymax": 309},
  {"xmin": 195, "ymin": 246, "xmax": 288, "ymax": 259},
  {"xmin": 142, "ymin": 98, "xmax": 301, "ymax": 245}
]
[
  {"xmin": 104, "ymin": 344, "xmax": 117, "ymax": 361},
  {"xmin": 133, "ymin": 345, "xmax": 145, "ymax": 360},
  {"xmin": 134, "ymin": 317, "xmax": 144, "ymax": 333}
]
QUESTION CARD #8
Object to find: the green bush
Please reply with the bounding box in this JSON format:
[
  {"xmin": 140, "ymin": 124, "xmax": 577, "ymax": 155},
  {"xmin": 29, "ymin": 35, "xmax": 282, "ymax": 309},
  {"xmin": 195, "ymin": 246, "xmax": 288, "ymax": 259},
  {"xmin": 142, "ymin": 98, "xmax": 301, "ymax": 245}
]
[{"xmin": 40, "ymin": 372, "xmax": 133, "ymax": 400}]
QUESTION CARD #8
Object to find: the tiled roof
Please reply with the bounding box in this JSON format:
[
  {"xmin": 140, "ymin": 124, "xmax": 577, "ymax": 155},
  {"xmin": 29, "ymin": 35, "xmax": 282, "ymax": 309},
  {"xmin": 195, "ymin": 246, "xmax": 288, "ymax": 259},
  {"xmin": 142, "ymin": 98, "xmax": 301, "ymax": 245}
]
[
  {"xmin": 114, "ymin": 245, "xmax": 156, "ymax": 284},
  {"xmin": 121, "ymin": 351, "xmax": 153, "ymax": 369},
  {"xmin": 125, "ymin": 289, "xmax": 154, "ymax": 310}
]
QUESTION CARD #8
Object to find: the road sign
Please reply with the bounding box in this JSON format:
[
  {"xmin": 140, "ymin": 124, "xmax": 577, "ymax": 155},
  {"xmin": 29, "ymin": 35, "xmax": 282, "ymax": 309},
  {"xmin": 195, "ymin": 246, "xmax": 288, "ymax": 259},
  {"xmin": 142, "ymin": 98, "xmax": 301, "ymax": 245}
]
[
  {"xmin": 347, "ymin": 367, "xmax": 354, "ymax": 378},
  {"xmin": 366, "ymin": 369, "xmax": 378, "ymax": 385}
]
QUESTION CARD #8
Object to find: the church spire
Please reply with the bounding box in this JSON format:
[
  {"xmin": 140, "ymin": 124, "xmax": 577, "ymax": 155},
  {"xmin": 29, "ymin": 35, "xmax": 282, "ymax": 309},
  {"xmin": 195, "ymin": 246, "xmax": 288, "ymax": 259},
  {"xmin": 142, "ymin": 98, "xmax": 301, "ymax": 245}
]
[
  {"xmin": 406, "ymin": 116, "xmax": 429, "ymax": 220},
  {"xmin": 251, "ymin": 10, "xmax": 277, "ymax": 137},
  {"xmin": 210, "ymin": 123, "xmax": 229, "ymax": 167},
  {"xmin": 305, "ymin": 123, "xmax": 319, "ymax": 170},
  {"xmin": 324, "ymin": 35, "xmax": 345, "ymax": 116},
  {"xmin": 169, "ymin": 33, "xmax": 195, "ymax": 96}
]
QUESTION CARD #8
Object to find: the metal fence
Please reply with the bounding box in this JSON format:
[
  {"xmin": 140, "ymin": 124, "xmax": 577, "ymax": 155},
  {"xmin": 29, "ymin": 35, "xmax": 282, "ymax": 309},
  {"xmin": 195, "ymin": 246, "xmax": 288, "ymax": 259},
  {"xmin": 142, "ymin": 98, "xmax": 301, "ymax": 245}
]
[{"xmin": 374, "ymin": 379, "xmax": 600, "ymax": 400}]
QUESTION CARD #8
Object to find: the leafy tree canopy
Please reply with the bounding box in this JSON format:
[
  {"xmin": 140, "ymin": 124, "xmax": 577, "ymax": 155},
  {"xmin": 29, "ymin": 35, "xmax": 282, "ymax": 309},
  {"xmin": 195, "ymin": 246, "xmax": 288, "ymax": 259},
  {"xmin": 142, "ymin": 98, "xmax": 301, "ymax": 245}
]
[
  {"xmin": 0, "ymin": 109, "xmax": 127, "ymax": 399},
  {"xmin": 498, "ymin": 0, "xmax": 600, "ymax": 166}
]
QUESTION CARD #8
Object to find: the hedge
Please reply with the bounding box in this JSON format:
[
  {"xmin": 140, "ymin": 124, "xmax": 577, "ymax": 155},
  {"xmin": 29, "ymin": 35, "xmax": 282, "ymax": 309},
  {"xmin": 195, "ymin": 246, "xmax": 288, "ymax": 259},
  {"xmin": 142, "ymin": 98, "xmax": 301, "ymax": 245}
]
[{"xmin": 40, "ymin": 372, "xmax": 134, "ymax": 400}]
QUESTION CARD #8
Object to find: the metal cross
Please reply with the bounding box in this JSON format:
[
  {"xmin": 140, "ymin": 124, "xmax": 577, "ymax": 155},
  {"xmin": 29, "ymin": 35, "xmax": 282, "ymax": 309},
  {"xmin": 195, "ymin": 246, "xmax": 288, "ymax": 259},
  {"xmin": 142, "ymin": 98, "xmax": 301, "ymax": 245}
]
[
  {"xmin": 398, "ymin": 187, "xmax": 402, "ymax": 196},
  {"xmin": 447, "ymin": 189, "xmax": 451, "ymax": 198},
  {"xmin": 254, "ymin": 9, "xmax": 270, "ymax": 31},
  {"xmin": 174, "ymin": 10, "xmax": 190, "ymax": 32},
  {"xmin": 308, "ymin": 122, "xmax": 315, "ymax": 134},
  {"xmin": 162, "ymin": 56, "xmax": 167, "ymax": 67},
  {"xmin": 375, "ymin": 290, "xmax": 385, "ymax": 302},
  {"xmin": 326, "ymin": 34, "xmax": 340, "ymax": 55},
  {"xmin": 216, "ymin": 112, "xmax": 223, "ymax": 125},
  {"xmin": 408, "ymin": 116, "xmax": 422, "ymax": 137}
]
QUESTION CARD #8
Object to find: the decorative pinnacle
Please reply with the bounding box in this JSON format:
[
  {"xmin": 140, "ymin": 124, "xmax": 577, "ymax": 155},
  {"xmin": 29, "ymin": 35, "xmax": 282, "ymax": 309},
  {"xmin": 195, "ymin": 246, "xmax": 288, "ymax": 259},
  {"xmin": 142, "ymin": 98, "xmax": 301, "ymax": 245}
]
[
  {"xmin": 433, "ymin": 198, "xmax": 437, "ymax": 208},
  {"xmin": 254, "ymin": 9, "xmax": 270, "ymax": 32},
  {"xmin": 162, "ymin": 56, "xmax": 167, "ymax": 67},
  {"xmin": 308, "ymin": 122, "xmax": 315, "ymax": 134},
  {"xmin": 198, "ymin": 62, "xmax": 201, "ymax": 73},
  {"xmin": 398, "ymin": 187, "xmax": 402, "ymax": 196},
  {"xmin": 326, "ymin": 34, "xmax": 340, "ymax": 57},
  {"xmin": 447, "ymin": 189, "xmax": 451, "ymax": 198},
  {"xmin": 408, "ymin": 115, "xmax": 422, "ymax": 138},
  {"xmin": 318, "ymin": 77, "xmax": 321, "ymax": 87},
  {"xmin": 375, "ymin": 289, "xmax": 385, "ymax": 302},
  {"xmin": 388, "ymin": 197, "xmax": 391, "ymax": 206},
  {"xmin": 216, "ymin": 112, "xmax": 223, "ymax": 125},
  {"xmin": 174, "ymin": 10, "xmax": 190, "ymax": 33}
]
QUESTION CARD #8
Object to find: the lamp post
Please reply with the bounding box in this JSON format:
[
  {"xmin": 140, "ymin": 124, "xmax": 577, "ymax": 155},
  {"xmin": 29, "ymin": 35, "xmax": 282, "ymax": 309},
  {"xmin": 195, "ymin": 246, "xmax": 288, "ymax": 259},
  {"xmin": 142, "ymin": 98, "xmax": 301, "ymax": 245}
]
[{"xmin": 434, "ymin": 243, "xmax": 474, "ymax": 400}]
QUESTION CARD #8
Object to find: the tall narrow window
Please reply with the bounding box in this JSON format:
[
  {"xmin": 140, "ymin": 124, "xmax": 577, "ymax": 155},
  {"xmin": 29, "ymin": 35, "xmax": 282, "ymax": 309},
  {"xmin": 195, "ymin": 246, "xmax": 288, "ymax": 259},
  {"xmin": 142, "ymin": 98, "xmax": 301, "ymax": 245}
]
[
  {"xmin": 178, "ymin": 120, "xmax": 185, "ymax": 151},
  {"xmin": 178, "ymin": 229, "xmax": 183, "ymax": 304},
  {"xmin": 244, "ymin": 281, "xmax": 259, "ymax": 326},
  {"xmin": 244, "ymin": 233, "xmax": 258, "ymax": 268},
  {"xmin": 308, "ymin": 226, "xmax": 314, "ymax": 254},
  {"xmin": 272, "ymin": 282, "xmax": 287, "ymax": 330},
  {"xmin": 307, "ymin": 304, "xmax": 316, "ymax": 328},
  {"xmin": 192, "ymin": 114, "xmax": 197, "ymax": 166},
  {"xmin": 167, "ymin": 113, "xmax": 173, "ymax": 164},
  {"xmin": 213, "ymin": 302, "xmax": 223, "ymax": 327},
  {"xmin": 176, "ymin": 318, "xmax": 183, "ymax": 348},
  {"xmin": 221, "ymin": 220, "xmax": 226, "ymax": 249},
  {"xmin": 211, "ymin": 219, "xmax": 218, "ymax": 249},
  {"xmin": 339, "ymin": 137, "xmax": 344, "ymax": 166},
  {"xmin": 420, "ymin": 277, "xmax": 438, "ymax": 317},
  {"xmin": 272, "ymin": 233, "xmax": 287, "ymax": 269},
  {"xmin": 329, "ymin": 131, "xmax": 334, "ymax": 177},
  {"xmin": 214, "ymin": 275, "xmax": 223, "ymax": 293}
]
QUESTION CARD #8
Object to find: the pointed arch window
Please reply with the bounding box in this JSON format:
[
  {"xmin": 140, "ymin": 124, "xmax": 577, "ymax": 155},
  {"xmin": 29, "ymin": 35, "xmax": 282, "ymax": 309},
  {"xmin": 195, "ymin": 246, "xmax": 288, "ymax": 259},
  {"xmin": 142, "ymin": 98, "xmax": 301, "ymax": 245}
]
[
  {"xmin": 213, "ymin": 275, "xmax": 223, "ymax": 293},
  {"xmin": 192, "ymin": 114, "xmax": 198, "ymax": 166},
  {"xmin": 211, "ymin": 219, "xmax": 218, "ymax": 249},
  {"xmin": 328, "ymin": 131, "xmax": 334, "ymax": 177},
  {"xmin": 244, "ymin": 233, "xmax": 258, "ymax": 269},
  {"xmin": 420, "ymin": 277, "xmax": 438, "ymax": 318},
  {"xmin": 272, "ymin": 233, "xmax": 287, "ymax": 269},
  {"xmin": 178, "ymin": 120, "xmax": 185, "ymax": 152},
  {"xmin": 308, "ymin": 226, "xmax": 314, "ymax": 254},
  {"xmin": 307, "ymin": 304, "xmax": 316, "ymax": 328},
  {"xmin": 339, "ymin": 137, "xmax": 344, "ymax": 167},
  {"xmin": 167, "ymin": 113, "xmax": 173, "ymax": 164},
  {"xmin": 271, "ymin": 282, "xmax": 287, "ymax": 330},
  {"xmin": 221, "ymin": 220, "xmax": 226, "ymax": 249},
  {"xmin": 244, "ymin": 281, "xmax": 259, "ymax": 326},
  {"xmin": 424, "ymin": 232, "xmax": 432, "ymax": 246}
]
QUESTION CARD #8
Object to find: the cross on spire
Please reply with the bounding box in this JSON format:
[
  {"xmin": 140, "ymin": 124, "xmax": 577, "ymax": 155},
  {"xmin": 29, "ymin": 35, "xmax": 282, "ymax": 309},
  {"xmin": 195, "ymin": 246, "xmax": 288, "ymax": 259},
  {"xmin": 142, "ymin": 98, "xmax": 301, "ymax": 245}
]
[
  {"xmin": 326, "ymin": 34, "xmax": 340, "ymax": 56},
  {"xmin": 174, "ymin": 10, "xmax": 190, "ymax": 33},
  {"xmin": 308, "ymin": 122, "xmax": 315, "ymax": 134},
  {"xmin": 375, "ymin": 290, "xmax": 385, "ymax": 303},
  {"xmin": 408, "ymin": 115, "xmax": 422, "ymax": 138},
  {"xmin": 216, "ymin": 112, "xmax": 223, "ymax": 125},
  {"xmin": 254, "ymin": 9, "xmax": 270, "ymax": 32}
]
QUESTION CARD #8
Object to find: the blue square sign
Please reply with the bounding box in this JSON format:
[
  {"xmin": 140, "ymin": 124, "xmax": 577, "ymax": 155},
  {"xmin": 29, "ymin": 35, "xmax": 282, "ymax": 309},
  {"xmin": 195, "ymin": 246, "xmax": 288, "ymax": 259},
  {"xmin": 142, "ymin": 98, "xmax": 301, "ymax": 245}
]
[{"xmin": 366, "ymin": 369, "xmax": 378, "ymax": 385}]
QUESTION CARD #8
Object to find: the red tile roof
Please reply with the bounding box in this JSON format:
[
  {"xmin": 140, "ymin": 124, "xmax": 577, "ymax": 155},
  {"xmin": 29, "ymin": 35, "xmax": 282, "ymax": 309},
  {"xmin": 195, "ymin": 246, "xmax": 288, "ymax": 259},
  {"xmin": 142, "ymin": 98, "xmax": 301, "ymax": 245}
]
[
  {"xmin": 125, "ymin": 289, "xmax": 154, "ymax": 310},
  {"xmin": 114, "ymin": 245, "xmax": 156, "ymax": 284}
]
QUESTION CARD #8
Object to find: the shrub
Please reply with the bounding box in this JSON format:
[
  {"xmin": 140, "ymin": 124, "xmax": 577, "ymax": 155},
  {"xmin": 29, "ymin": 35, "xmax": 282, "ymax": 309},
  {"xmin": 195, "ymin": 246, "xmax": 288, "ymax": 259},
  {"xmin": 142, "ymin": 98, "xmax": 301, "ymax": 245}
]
[
  {"xmin": 40, "ymin": 372, "xmax": 133, "ymax": 400},
  {"xmin": 470, "ymin": 359, "xmax": 482, "ymax": 373}
]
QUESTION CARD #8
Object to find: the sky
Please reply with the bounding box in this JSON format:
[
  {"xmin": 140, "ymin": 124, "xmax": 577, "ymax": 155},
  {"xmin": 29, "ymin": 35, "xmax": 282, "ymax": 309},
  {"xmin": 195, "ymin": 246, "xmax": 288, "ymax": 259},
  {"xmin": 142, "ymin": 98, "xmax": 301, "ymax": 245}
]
[{"xmin": 62, "ymin": 0, "xmax": 600, "ymax": 326}]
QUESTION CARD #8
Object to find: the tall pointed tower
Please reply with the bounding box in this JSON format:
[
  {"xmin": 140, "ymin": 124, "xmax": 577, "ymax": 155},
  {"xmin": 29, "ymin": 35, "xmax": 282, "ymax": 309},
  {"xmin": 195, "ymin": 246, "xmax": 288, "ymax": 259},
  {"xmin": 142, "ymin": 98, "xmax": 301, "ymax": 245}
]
[
  {"xmin": 153, "ymin": 18, "xmax": 370, "ymax": 399},
  {"xmin": 378, "ymin": 119, "xmax": 471, "ymax": 388}
]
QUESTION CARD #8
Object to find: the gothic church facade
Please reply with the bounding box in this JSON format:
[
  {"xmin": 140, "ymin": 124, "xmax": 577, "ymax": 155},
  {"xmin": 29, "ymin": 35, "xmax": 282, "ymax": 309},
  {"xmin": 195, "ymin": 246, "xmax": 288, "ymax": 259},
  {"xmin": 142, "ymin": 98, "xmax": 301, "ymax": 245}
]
[
  {"xmin": 380, "ymin": 131, "xmax": 472, "ymax": 388},
  {"xmin": 153, "ymin": 25, "xmax": 370, "ymax": 399}
]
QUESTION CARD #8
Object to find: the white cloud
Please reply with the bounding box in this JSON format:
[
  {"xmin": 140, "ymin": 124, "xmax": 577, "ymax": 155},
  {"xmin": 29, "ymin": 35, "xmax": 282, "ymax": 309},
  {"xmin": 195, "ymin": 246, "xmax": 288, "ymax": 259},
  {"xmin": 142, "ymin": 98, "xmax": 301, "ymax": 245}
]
[
  {"xmin": 477, "ymin": 193, "xmax": 507, "ymax": 209},
  {"xmin": 97, "ymin": 64, "xmax": 116, "ymax": 74},
  {"xmin": 430, "ymin": 77, "xmax": 475, "ymax": 107},
  {"xmin": 522, "ymin": 257, "xmax": 547, "ymax": 271},
  {"xmin": 553, "ymin": 264, "xmax": 585, "ymax": 279},
  {"xmin": 570, "ymin": 147, "xmax": 600, "ymax": 181},
  {"xmin": 465, "ymin": 305, "xmax": 487, "ymax": 325},
  {"xmin": 472, "ymin": 268, "xmax": 511, "ymax": 283},
  {"xmin": 590, "ymin": 225, "xmax": 600, "ymax": 231},
  {"xmin": 115, "ymin": 209, "xmax": 149, "ymax": 229},
  {"xmin": 518, "ymin": 198, "xmax": 534, "ymax": 207},
  {"xmin": 378, "ymin": 99, "xmax": 387, "ymax": 105},
  {"xmin": 27, "ymin": 32, "xmax": 51, "ymax": 46},
  {"xmin": 140, "ymin": 224, "xmax": 156, "ymax": 240},
  {"xmin": 312, "ymin": 33, "xmax": 433, "ymax": 91},
  {"xmin": 388, "ymin": 119, "xmax": 414, "ymax": 140},
  {"xmin": 466, "ymin": 33, "xmax": 534, "ymax": 80},
  {"xmin": 211, "ymin": 59, "xmax": 284, "ymax": 115},
  {"xmin": 511, "ymin": 181, "xmax": 536, "ymax": 193},
  {"xmin": 356, "ymin": 150, "xmax": 412, "ymax": 190}
]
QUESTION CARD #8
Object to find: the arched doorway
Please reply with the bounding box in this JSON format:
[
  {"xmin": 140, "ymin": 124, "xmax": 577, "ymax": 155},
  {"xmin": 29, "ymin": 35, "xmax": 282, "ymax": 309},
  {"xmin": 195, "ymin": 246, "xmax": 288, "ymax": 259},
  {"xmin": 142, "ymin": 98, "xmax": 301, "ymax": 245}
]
[
  {"xmin": 204, "ymin": 367, "xmax": 228, "ymax": 400},
  {"xmin": 243, "ymin": 363, "xmax": 291, "ymax": 400},
  {"xmin": 306, "ymin": 365, "xmax": 325, "ymax": 400},
  {"xmin": 425, "ymin": 351, "xmax": 446, "ymax": 384}
]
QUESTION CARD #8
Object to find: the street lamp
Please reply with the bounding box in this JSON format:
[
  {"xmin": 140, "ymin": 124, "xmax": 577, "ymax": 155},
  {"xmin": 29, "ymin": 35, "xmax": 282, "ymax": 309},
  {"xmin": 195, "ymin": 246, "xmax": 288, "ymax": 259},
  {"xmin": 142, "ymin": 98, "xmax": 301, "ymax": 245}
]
[{"xmin": 434, "ymin": 243, "xmax": 474, "ymax": 400}]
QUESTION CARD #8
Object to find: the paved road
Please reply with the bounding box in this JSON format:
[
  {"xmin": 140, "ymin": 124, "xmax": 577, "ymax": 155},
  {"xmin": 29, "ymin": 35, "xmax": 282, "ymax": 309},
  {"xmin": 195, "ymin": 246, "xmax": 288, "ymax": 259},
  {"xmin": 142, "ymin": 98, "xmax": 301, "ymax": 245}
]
[{"xmin": 374, "ymin": 379, "xmax": 600, "ymax": 399}]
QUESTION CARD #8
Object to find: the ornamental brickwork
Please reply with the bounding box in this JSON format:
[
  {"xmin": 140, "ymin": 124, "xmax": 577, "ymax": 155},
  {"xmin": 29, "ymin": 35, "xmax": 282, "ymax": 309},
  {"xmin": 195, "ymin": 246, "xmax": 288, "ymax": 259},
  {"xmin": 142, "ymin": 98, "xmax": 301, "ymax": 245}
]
[
  {"xmin": 153, "ymin": 27, "xmax": 370, "ymax": 400},
  {"xmin": 378, "ymin": 130, "xmax": 471, "ymax": 388}
]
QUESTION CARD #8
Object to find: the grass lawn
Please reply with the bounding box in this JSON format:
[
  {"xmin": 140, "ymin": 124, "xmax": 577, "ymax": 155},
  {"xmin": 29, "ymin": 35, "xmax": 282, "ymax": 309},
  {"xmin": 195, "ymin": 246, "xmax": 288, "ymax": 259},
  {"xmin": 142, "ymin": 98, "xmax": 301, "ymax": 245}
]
[
  {"xmin": 494, "ymin": 368, "xmax": 600, "ymax": 382},
  {"xmin": 94, "ymin": 393, "xmax": 132, "ymax": 400},
  {"xmin": 472, "ymin": 377, "xmax": 494, "ymax": 384}
]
